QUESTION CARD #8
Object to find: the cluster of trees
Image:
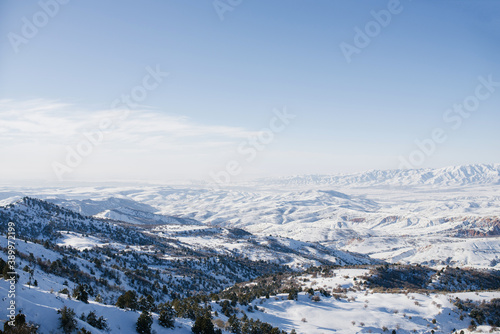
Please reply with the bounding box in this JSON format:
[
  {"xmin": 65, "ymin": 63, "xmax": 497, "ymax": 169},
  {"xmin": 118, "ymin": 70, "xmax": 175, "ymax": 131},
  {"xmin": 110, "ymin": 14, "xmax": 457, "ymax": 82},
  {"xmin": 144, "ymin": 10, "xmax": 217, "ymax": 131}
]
[
  {"xmin": 1, "ymin": 313, "xmax": 39, "ymax": 334},
  {"xmin": 366, "ymin": 264, "xmax": 500, "ymax": 293},
  {"xmin": 114, "ymin": 289, "xmax": 286, "ymax": 334},
  {"xmin": 133, "ymin": 304, "xmax": 177, "ymax": 334},
  {"xmin": 365, "ymin": 264, "xmax": 434, "ymax": 291},
  {"xmin": 171, "ymin": 295, "xmax": 212, "ymax": 320},
  {"xmin": 226, "ymin": 314, "xmax": 286, "ymax": 334},
  {"xmin": 216, "ymin": 272, "xmax": 294, "ymax": 306},
  {"xmin": 115, "ymin": 290, "xmax": 160, "ymax": 313},
  {"xmin": 114, "ymin": 290, "xmax": 176, "ymax": 333},
  {"xmin": 58, "ymin": 307, "xmax": 110, "ymax": 334},
  {"xmin": 79, "ymin": 310, "xmax": 108, "ymax": 331},
  {"xmin": 192, "ymin": 312, "xmax": 221, "ymax": 334},
  {"xmin": 454, "ymin": 297, "xmax": 500, "ymax": 327},
  {"xmin": 56, "ymin": 304, "xmax": 173, "ymax": 334},
  {"xmin": 434, "ymin": 267, "xmax": 500, "ymax": 291},
  {"xmin": 215, "ymin": 269, "xmax": 337, "ymax": 307},
  {"xmin": 9, "ymin": 305, "xmax": 286, "ymax": 334}
]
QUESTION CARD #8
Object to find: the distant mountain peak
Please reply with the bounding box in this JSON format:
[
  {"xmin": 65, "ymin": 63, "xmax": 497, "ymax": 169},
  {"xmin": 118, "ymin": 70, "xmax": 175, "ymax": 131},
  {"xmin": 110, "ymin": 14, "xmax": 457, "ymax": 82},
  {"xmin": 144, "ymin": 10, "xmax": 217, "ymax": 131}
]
[{"xmin": 256, "ymin": 163, "xmax": 500, "ymax": 187}]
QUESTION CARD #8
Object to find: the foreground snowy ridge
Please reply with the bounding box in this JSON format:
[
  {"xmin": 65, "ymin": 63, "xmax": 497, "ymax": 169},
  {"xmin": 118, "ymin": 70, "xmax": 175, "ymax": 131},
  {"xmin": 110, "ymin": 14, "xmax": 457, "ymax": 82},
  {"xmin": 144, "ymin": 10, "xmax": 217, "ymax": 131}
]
[{"xmin": 1, "ymin": 245, "xmax": 499, "ymax": 334}]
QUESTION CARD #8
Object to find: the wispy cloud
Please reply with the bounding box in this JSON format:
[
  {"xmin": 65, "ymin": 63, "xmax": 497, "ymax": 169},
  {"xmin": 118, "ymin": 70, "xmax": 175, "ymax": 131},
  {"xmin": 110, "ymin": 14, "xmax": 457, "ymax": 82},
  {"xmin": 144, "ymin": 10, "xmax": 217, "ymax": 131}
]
[
  {"xmin": 0, "ymin": 99, "xmax": 257, "ymax": 148},
  {"xmin": 0, "ymin": 99, "xmax": 85, "ymax": 138},
  {"xmin": 0, "ymin": 99, "xmax": 265, "ymax": 181}
]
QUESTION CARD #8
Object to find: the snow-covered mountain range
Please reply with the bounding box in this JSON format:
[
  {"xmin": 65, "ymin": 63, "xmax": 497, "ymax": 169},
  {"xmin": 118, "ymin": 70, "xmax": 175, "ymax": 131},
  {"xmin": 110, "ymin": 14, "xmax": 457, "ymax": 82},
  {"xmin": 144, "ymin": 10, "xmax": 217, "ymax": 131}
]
[{"xmin": 255, "ymin": 163, "xmax": 500, "ymax": 188}]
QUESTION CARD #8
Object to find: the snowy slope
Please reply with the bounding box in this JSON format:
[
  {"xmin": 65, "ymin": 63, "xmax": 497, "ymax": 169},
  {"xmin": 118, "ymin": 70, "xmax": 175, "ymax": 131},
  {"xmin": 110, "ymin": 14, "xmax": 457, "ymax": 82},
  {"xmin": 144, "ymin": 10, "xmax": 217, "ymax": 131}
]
[
  {"xmin": 0, "ymin": 266, "xmax": 195, "ymax": 334},
  {"xmin": 223, "ymin": 280, "xmax": 500, "ymax": 333},
  {"xmin": 2, "ymin": 246, "xmax": 498, "ymax": 334},
  {"xmin": 208, "ymin": 267, "xmax": 500, "ymax": 333}
]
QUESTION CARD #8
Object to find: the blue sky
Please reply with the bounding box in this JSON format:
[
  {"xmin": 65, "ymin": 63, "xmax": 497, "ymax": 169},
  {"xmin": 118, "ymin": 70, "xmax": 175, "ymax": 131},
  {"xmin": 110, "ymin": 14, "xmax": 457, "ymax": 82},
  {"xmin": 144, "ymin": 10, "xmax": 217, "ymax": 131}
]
[{"xmin": 0, "ymin": 0, "xmax": 499, "ymax": 183}]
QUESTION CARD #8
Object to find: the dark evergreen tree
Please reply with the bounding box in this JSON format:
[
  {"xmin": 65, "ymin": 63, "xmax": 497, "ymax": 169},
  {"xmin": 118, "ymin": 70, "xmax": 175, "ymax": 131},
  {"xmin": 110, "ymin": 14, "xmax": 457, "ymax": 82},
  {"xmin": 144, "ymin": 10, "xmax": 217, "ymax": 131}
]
[
  {"xmin": 287, "ymin": 288, "xmax": 298, "ymax": 301},
  {"xmin": 116, "ymin": 290, "xmax": 138, "ymax": 310},
  {"xmin": 135, "ymin": 311, "xmax": 153, "ymax": 334},
  {"xmin": 158, "ymin": 304, "xmax": 175, "ymax": 329},
  {"xmin": 228, "ymin": 315, "xmax": 241, "ymax": 334},
  {"xmin": 72, "ymin": 284, "xmax": 89, "ymax": 303},
  {"xmin": 84, "ymin": 310, "xmax": 108, "ymax": 330},
  {"xmin": 191, "ymin": 314, "xmax": 215, "ymax": 334},
  {"xmin": 146, "ymin": 294, "xmax": 156, "ymax": 312},
  {"xmin": 137, "ymin": 294, "xmax": 155, "ymax": 312},
  {"xmin": 58, "ymin": 306, "xmax": 77, "ymax": 334}
]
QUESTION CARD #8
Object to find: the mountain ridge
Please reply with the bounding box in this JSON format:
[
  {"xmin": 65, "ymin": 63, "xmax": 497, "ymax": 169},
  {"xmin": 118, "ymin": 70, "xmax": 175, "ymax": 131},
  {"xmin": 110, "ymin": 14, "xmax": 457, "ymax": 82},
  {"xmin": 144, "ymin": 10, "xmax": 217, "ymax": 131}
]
[{"xmin": 255, "ymin": 163, "xmax": 500, "ymax": 187}]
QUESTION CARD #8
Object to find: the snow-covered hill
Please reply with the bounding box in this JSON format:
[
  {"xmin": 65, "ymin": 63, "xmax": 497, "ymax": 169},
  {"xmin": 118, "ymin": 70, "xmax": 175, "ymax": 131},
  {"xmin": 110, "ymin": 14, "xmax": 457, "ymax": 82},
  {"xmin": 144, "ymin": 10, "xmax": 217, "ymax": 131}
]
[
  {"xmin": 47, "ymin": 197, "xmax": 202, "ymax": 225},
  {"xmin": 0, "ymin": 197, "xmax": 373, "ymax": 270}
]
